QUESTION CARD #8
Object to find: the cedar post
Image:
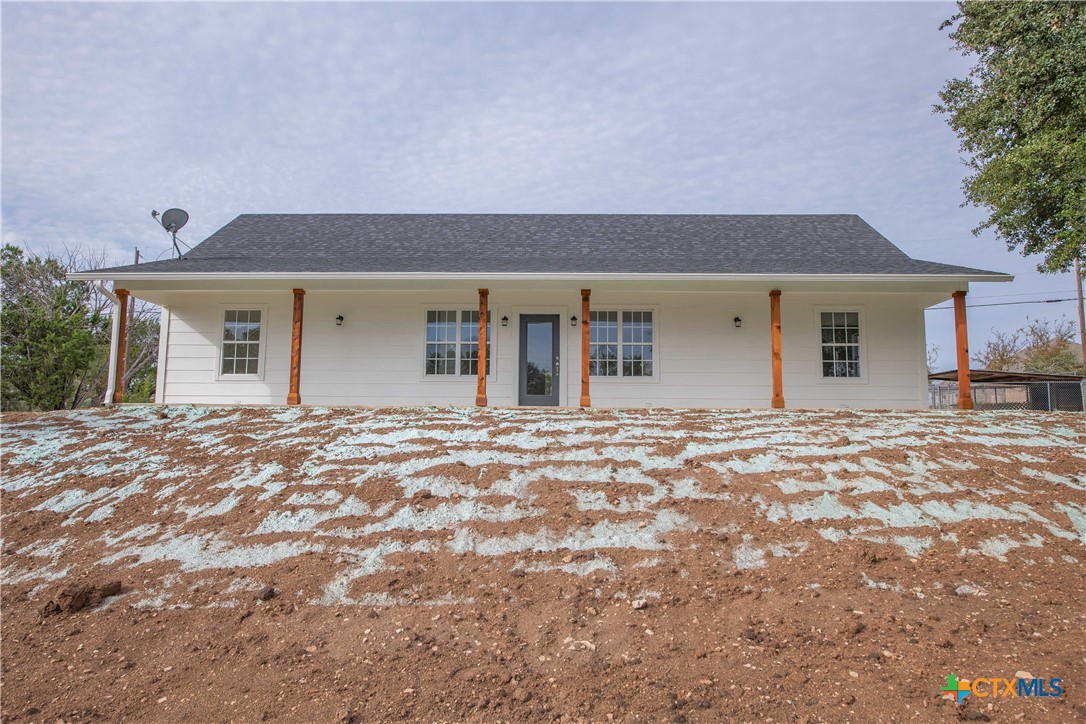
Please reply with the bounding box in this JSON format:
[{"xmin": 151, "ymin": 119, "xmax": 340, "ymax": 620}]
[
  {"xmin": 112, "ymin": 288, "xmax": 130, "ymax": 404},
  {"xmin": 953, "ymin": 290, "xmax": 973, "ymax": 410},
  {"xmin": 287, "ymin": 288, "xmax": 305, "ymax": 405},
  {"xmin": 580, "ymin": 289, "xmax": 591, "ymax": 407},
  {"xmin": 769, "ymin": 289, "xmax": 785, "ymax": 409},
  {"xmin": 476, "ymin": 288, "xmax": 489, "ymax": 406}
]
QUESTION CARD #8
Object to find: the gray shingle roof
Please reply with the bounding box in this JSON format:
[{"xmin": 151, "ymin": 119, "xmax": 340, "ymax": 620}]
[{"xmin": 79, "ymin": 214, "xmax": 1008, "ymax": 277}]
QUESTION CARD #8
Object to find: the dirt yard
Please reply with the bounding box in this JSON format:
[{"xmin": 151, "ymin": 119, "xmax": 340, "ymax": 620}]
[{"xmin": 2, "ymin": 405, "xmax": 1085, "ymax": 722}]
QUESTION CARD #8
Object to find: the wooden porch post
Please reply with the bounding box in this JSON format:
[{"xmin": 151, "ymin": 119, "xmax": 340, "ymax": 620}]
[
  {"xmin": 953, "ymin": 290, "xmax": 974, "ymax": 410},
  {"xmin": 476, "ymin": 288, "xmax": 489, "ymax": 406},
  {"xmin": 112, "ymin": 288, "xmax": 130, "ymax": 404},
  {"xmin": 287, "ymin": 288, "xmax": 305, "ymax": 405},
  {"xmin": 580, "ymin": 289, "xmax": 591, "ymax": 407},
  {"xmin": 769, "ymin": 289, "xmax": 785, "ymax": 409}
]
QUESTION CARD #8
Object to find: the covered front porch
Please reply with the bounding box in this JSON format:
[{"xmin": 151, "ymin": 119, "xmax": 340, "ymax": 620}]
[{"xmin": 106, "ymin": 278, "xmax": 977, "ymax": 410}]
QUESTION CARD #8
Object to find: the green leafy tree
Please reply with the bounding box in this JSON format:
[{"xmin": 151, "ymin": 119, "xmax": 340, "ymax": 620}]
[
  {"xmin": 1, "ymin": 245, "xmax": 107, "ymax": 410},
  {"xmin": 1, "ymin": 245, "xmax": 160, "ymax": 410},
  {"xmin": 936, "ymin": 2, "xmax": 1086, "ymax": 273}
]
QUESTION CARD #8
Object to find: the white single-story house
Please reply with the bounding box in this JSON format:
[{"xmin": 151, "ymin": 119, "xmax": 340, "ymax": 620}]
[{"xmin": 72, "ymin": 214, "xmax": 1011, "ymax": 410}]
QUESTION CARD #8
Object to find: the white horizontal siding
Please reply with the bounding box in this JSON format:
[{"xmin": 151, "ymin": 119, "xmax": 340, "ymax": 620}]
[
  {"xmin": 161, "ymin": 293, "xmax": 292, "ymax": 405},
  {"xmin": 158, "ymin": 289, "xmax": 928, "ymax": 409}
]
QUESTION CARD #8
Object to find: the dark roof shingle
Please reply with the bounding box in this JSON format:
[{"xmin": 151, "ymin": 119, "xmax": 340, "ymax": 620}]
[{"xmin": 79, "ymin": 214, "xmax": 1008, "ymax": 277}]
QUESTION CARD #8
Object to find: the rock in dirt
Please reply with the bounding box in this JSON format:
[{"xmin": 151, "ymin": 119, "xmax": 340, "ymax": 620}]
[
  {"xmin": 513, "ymin": 687, "xmax": 532, "ymax": 703},
  {"xmin": 961, "ymin": 711, "xmax": 990, "ymax": 722},
  {"xmin": 258, "ymin": 586, "xmax": 277, "ymax": 601},
  {"xmin": 1014, "ymin": 670, "xmax": 1034, "ymax": 681},
  {"xmin": 954, "ymin": 584, "xmax": 985, "ymax": 597},
  {"xmin": 41, "ymin": 580, "xmax": 123, "ymax": 616},
  {"xmin": 631, "ymin": 599, "xmax": 649, "ymax": 610},
  {"xmin": 99, "ymin": 580, "xmax": 122, "ymax": 598},
  {"xmin": 857, "ymin": 547, "xmax": 884, "ymax": 565}
]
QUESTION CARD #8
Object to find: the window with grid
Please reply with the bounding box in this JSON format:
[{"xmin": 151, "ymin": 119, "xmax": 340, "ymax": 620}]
[
  {"xmin": 221, "ymin": 309, "xmax": 263, "ymax": 376},
  {"xmin": 590, "ymin": 310, "xmax": 653, "ymax": 377},
  {"xmin": 820, "ymin": 311, "xmax": 861, "ymax": 378},
  {"xmin": 589, "ymin": 311, "xmax": 618, "ymax": 376},
  {"xmin": 425, "ymin": 310, "xmax": 491, "ymax": 376},
  {"xmin": 622, "ymin": 311, "xmax": 654, "ymax": 377},
  {"xmin": 459, "ymin": 310, "xmax": 491, "ymax": 376}
]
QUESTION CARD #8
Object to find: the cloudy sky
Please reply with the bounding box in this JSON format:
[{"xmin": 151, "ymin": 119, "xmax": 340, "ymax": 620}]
[{"xmin": 2, "ymin": 1, "xmax": 1081, "ymax": 365}]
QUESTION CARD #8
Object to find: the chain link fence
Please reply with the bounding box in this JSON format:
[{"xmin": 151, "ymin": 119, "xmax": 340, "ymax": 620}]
[{"xmin": 929, "ymin": 381, "xmax": 1086, "ymax": 411}]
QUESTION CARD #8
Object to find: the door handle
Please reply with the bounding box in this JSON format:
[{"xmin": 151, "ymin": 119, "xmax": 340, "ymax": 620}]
[{"xmin": 554, "ymin": 356, "xmax": 560, "ymax": 374}]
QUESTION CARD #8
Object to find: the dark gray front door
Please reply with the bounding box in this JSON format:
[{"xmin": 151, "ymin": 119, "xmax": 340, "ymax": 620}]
[{"xmin": 519, "ymin": 315, "xmax": 560, "ymax": 406}]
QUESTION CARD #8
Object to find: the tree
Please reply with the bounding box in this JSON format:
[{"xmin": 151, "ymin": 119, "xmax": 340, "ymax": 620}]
[
  {"xmin": 122, "ymin": 313, "xmax": 161, "ymax": 402},
  {"xmin": 1, "ymin": 246, "xmax": 107, "ymax": 410},
  {"xmin": 926, "ymin": 344, "xmax": 941, "ymax": 374},
  {"xmin": 972, "ymin": 317, "xmax": 1086, "ymax": 374},
  {"xmin": 972, "ymin": 328, "xmax": 1022, "ymax": 371},
  {"xmin": 1, "ymin": 245, "xmax": 160, "ymax": 410},
  {"xmin": 1019, "ymin": 317, "xmax": 1084, "ymax": 373},
  {"xmin": 935, "ymin": 2, "xmax": 1086, "ymax": 274}
]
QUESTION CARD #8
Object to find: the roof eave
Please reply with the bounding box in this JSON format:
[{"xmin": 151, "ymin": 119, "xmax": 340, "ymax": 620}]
[{"xmin": 67, "ymin": 271, "xmax": 1015, "ymax": 283}]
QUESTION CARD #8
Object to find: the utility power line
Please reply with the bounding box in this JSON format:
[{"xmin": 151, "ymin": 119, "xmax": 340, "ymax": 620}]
[{"xmin": 928, "ymin": 297, "xmax": 1079, "ymax": 311}]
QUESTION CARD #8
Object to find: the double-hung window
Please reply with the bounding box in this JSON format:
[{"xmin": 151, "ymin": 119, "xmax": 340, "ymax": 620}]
[
  {"xmin": 425, "ymin": 310, "xmax": 491, "ymax": 376},
  {"xmin": 589, "ymin": 310, "xmax": 654, "ymax": 377},
  {"xmin": 820, "ymin": 311, "xmax": 861, "ymax": 378},
  {"xmin": 220, "ymin": 308, "xmax": 264, "ymax": 377}
]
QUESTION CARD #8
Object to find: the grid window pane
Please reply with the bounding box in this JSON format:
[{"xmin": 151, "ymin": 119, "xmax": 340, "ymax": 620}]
[
  {"xmin": 589, "ymin": 311, "xmax": 619, "ymax": 376},
  {"xmin": 590, "ymin": 311, "xmax": 618, "ymax": 343},
  {"xmin": 426, "ymin": 343, "xmax": 457, "ymax": 375},
  {"xmin": 623, "ymin": 343, "xmax": 653, "ymax": 377},
  {"xmin": 461, "ymin": 310, "xmax": 479, "ymax": 342},
  {"xmin": 590, "ymin": 343, "xmax": 618, "ymax": 377},
  {"xmin": 820, "ymin": 311, "xmax": 861, "ymax": 378},
  {"xmin": 458, "ymin": 311, "xmax": 491, "ymax": 376},
  {"xmin": 427, "ymin": 310, "xmax": 457, "ymax": 343},
  {"xmin": 621, "ymin": 311, "xmax": 654, "ymax": 377},
  {"xmin": 221, "ymin": 310, "xmax": 263, "ymax": 376}
]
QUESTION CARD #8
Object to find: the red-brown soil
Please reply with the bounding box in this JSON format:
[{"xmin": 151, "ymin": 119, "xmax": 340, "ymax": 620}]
[{"xmin": 2, "ymin": 405, "xmax": 1085, "ymax": 722}]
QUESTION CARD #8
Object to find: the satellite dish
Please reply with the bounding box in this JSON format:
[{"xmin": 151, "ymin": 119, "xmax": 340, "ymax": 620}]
[
  {"xmin": 159, "ymin": 208, "xmax": 189, "ymax": 233},
  {"xmin": 151, "ymin": 207, "xmax": 190, "ymax": 258}
]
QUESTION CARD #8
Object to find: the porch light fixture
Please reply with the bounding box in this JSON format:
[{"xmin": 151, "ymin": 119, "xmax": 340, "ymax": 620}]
[
  {"xmin": 570, "ymin": 315, "xmax": 578, "ymax": 327},
  {"xmin": 501, "ymin": 315, "xmax": 509, "ymax": 327},
  {"xmin": 335, "ymin": 315, "xmax": 344, "ymax": 326},
  {"xmin": 733, "ymin": 316, "xmax": 742, "ymax": 328}
]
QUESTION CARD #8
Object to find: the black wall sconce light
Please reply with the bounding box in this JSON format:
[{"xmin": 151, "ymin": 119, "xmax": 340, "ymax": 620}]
[
  {"xmin": 335, "ymin": 315, "xmax": 344, "ymax": 326},
  {"xmin": 570, "ymin": 315, "xmax": 578, "ymax": 327},
  {"xmin": 733, "ymin": 316, "xmax": 742, "ymax": 328},
  {"xmin": 501, "ymin": 315, "xmax": 509, "ymax": 327}
]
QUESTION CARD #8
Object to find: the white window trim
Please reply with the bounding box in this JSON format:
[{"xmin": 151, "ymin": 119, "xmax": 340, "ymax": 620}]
[
  {"xmin": 813, "ymin": 305, "xmax": 868, "ymax": 384},
  {"xmin": 215, "ymin": 303, "xmax": 269, "ymax": 382},
  {"xmin": 588, "ymin": 305, "xmax": 660, "ymax": 383},
  {"xmin": 419, "ymin": 305, "xmax": 498, "ymax": 382}
]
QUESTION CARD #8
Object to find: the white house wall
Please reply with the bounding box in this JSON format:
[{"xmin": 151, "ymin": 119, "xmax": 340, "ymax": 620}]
[{"xmin": 156, "ymin": 289, "xmax": 929, "ymax": 409}]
